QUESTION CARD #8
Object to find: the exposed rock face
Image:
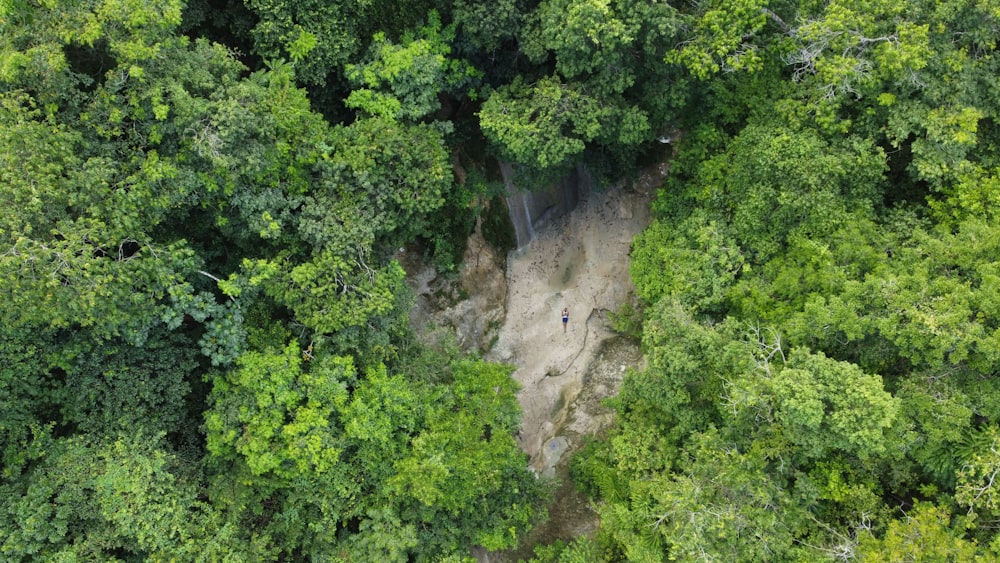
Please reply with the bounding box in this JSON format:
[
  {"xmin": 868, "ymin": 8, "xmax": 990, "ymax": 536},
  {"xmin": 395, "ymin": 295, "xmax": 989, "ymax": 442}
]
[
  {"xmin": 406, "ymin": 219, "xmax": 507, "ymax": 353},
  {"xmin": 483, "ymin": 182, "xmax": 652, "ymax": 563},
  {"xmin": 486, "ymin": 184, "xmax": 651, "ymax": 463},
  {"xmin": 448, "ymin": 221, "xmax": 507, "ymax": 351},
  {"xmin": 501, "ymin": 162, "xmax": 591, "ymax": 249}
]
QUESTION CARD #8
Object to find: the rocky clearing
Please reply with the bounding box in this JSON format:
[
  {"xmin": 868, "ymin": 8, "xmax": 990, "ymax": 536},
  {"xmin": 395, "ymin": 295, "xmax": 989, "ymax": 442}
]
[
  {"xmin": 486, "ymin": 182, "xmax": 652, "ymax": 470},
  {"xmin": 408, "ymin": 162, "xmax": 664, "ymax": 560}
]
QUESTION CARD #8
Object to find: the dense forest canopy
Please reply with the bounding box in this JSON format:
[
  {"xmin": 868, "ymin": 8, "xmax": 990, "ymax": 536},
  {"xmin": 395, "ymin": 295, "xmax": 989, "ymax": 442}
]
[{"xmin": 2, "ymin": 0, "xmax": 1000, "ymax": 561}]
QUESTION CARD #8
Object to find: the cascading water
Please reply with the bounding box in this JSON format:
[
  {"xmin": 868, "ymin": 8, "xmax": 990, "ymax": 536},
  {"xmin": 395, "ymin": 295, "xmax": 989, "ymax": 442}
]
[
  {"xmin": 501, "ymin": 162, "xmax": 536, "ymax": 249},
  {"xmin": 500, "ymin": 162, "xmax": 591, "ymax": 250}
]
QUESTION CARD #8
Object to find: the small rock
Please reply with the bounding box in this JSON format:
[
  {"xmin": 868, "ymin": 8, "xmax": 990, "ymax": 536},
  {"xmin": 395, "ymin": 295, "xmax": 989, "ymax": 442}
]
[{"xmin": 540, "ymin": 436, "xmax": 570, "ymax": 479}]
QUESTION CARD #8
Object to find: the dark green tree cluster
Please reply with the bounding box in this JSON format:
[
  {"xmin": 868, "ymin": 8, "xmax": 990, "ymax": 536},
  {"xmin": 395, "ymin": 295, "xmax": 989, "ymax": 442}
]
[
  {"xmin": 0, "ymin": 1, "xmax": 540, "ymax": 560},
  {"xmin": 551, "ymin": 0, "xmax": 1000, "ymax": 560}
]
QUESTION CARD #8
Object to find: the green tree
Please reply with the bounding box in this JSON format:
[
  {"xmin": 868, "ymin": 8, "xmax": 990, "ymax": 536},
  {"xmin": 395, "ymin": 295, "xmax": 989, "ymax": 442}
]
[
  {"xmin": 693, "ymin": 122, "xmax": 885, "ymax": 262},
  {"xmin": 243, "ymin": 0, "xmax": 437, "ymax": 86},
  {"xmin": 955, "ymin": 425, "xmax": 1000, "ymax": 518},
  {"xmin": 770, "ymin": 349, "xmax": 901, "ymax": 462},
  {"xmin": 599, "ymin": 430, "xmax": 811, "ymax": 562},
  {"xmin": 480, "ymin": 75, "xmax": 612, "ymax": 171},
  {"xmin": 0, "ymin": 433, "xmax": 249, "ymax": 561},
  {"xmin": 630, "ymin": 210, "xmax": 745, "ymax": 314},
  {"xmin": 205, "ymin": 341, "xmax": 351, "ymax": 479},
  {"xmin": 857, "ymin": 502, "xmax": 983, "ymax": 562},
  {"xmin": 389, "ymin": 360, "xmax": 540, "ymax": 553},
  {"xmin": 59, "ymin": 330, "xmax": 198, "ymax": 438},
  {"xmin": 664, "ymin": 0, "xmax": 770, "ymax": 79},
  {"xmin": 345, "ymin": 11, "xmax": 480, "ymax": 121}
]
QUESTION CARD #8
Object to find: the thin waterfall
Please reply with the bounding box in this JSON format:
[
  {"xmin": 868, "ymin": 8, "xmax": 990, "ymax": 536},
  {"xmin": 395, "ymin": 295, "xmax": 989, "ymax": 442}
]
[
  {"xmin": 519, "ymin": 194, "xmax": 536, "ymax": 245},
  {"xmin": 500, "ymin": 162, "xmax": 535, "ymax": 249},
  {"xmin": 500, "ymin": 161, "xmax": 590, "ymax": 250}
]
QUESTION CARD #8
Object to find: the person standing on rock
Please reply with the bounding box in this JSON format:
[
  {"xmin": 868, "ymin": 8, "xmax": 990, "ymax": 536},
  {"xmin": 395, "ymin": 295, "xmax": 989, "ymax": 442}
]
[{"xmin": 562, "ymin": 307, "xmax": 569, "ymax": 333}]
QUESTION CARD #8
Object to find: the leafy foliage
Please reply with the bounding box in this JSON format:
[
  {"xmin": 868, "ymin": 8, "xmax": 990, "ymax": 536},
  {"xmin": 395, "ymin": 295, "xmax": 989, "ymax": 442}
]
[
  {"xmin": 345, "ymin": 11, "xmax": 481, "ymax": 121},
  {"xmin": 6, "ymin": 0, "xmax": 1000, "ymax": 558},
  {"xmin": 575, "ymin": 0, "xmax": 1000, "ymax": 559}
]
